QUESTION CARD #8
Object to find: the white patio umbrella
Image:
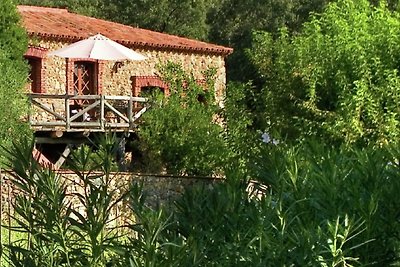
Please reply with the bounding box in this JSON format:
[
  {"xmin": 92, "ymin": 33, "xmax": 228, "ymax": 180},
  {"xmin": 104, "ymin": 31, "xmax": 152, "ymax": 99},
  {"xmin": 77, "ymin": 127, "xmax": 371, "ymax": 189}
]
[{"xmin": 48, "ymin": 33, "xmax": 147, "ymax": 61}]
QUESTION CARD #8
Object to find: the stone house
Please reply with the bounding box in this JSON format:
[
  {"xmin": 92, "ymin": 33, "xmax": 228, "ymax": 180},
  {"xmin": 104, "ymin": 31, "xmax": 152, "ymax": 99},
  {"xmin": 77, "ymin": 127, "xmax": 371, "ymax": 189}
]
[
  {"xmin": 18, "ymin": 5, "xmax": 232, "ymax": 167},
  {"xmin": 19, "ymin": 5, "xmax": 232, "ymax": 98}
]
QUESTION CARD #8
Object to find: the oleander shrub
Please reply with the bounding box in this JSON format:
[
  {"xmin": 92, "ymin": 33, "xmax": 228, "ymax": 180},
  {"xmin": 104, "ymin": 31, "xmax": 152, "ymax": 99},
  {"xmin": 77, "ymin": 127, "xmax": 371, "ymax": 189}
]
[{"xmin": 2, "ymin": 137, "xmax": 399, "ymax": 266}]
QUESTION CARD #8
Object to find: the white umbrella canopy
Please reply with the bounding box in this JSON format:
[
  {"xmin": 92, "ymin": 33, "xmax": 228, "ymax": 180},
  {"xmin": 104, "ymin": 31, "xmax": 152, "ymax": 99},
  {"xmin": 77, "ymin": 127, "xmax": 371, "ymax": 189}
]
[{"xmin": 48, "ymin": 33, "xmax": 147, "ymax": 61}]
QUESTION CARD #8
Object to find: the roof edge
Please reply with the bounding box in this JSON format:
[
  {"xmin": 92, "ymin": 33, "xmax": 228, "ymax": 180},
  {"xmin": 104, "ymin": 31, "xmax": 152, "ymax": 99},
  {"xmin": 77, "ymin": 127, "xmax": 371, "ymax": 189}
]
[
  {"xmin": 19, "ymin": 5, "xmax": 233, "ymax": 56},
  {"xmin": 28, "ymin": 32, "xmax": 233, "ymax": 56},
  {"xmin": 18, "ymin": 5, "xmax": 69, "ymax": 14}
]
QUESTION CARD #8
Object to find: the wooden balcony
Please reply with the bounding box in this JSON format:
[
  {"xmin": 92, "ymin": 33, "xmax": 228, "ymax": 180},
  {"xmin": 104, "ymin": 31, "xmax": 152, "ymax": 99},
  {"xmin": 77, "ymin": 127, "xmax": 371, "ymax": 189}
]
[{"xmin": 28, "ymin": 94, "xmax": 148, "ymax": 133}]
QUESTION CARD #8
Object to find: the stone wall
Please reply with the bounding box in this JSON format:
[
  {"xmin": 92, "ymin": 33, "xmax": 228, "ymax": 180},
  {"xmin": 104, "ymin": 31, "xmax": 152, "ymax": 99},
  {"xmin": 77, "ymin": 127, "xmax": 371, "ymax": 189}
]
[
  {"xmin": 31, "ymin": 39, "xmax": 227, "ymax": 101},
  {"xmin": 0, "ymin": 170, "xmax": 220, "ymax": 225}
]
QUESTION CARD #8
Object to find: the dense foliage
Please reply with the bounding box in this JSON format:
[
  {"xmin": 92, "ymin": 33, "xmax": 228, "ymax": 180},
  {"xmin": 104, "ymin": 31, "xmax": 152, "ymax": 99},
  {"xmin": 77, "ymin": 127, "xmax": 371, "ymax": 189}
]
[
  {"xmin": 0, "ymin": 0, "xmax": 30, "ymax": 159},
  {"xmin": 249, "ymin": 0, "xmax": 400, "ymax": 146},
  {"xmin": 2, "ymin": 138, "xmax": 399, "ymax": 266},
  {"xmin": 2, "ymin": 0, "xmax": 400, "ymax": 266},
  {"xmin": 135, "ymin": 63, "xmax": 228, "ymax": 176}
]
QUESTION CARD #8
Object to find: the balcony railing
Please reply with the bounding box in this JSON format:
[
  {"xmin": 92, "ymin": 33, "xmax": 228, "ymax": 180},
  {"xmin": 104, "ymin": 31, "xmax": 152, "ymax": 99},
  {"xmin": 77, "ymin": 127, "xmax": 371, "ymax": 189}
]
[{"xmin": 28, "ymin": 94, "xmax": 148, "ymax": 132}]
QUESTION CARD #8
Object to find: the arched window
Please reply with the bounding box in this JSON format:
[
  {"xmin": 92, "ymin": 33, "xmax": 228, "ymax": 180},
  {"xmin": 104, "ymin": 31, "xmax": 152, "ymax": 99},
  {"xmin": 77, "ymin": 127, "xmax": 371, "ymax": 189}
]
[{"xmin": 131, "ymin": 76, "xmax": 169, "ymax": 97}]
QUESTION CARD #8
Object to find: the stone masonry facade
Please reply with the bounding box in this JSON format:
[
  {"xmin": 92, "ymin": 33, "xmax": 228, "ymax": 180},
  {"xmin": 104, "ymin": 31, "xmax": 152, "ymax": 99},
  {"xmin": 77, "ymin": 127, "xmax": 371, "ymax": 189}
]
[
  {"xmin": 27, "ymin": 39, "xmax": 228, "ymax": 124},
  {"xmin": 28, "ymin": 39, "xmax": 227, "ymax": 100}
]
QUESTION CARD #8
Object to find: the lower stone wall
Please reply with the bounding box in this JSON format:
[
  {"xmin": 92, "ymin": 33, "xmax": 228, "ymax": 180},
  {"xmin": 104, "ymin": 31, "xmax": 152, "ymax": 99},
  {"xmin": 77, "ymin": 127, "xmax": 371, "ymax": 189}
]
[{"xmin": 0, "ymin": 170, "xmax": 220, "ymax": 225}]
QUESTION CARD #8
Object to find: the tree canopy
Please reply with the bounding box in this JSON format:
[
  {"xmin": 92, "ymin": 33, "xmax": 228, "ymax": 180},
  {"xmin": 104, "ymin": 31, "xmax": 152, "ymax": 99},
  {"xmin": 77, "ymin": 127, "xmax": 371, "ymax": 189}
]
[
  {"xmin": 249, "ymin": 0, "xmax": 400, "ymax": 146},
  {"xmin": 0, "ymin": 0, "xmax": 30, "ymax": 155}
]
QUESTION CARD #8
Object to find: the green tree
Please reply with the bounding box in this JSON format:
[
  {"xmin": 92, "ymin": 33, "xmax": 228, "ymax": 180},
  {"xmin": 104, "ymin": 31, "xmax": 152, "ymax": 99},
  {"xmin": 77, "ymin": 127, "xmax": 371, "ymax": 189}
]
[
  {"xmin": 17, "ymin": 0, "xmax": 214, "ymax": 41},
  {"xmin": 98, "ymin": 0, "xmax": 213, "ymax": 40},
  {"xmin": 16, "ymin": 0, "xmax": 105, "ymax": 17},
  {"xmin": 207, "ymin": 0, "xmax": 332, "ymax": 82},
  {"xmin": 0, "ymin": 0, "xmax": 30, "ymax": 160},
  {"xmin": 250, "ymin": 0, "xmax": 400, "ymax": 146}
]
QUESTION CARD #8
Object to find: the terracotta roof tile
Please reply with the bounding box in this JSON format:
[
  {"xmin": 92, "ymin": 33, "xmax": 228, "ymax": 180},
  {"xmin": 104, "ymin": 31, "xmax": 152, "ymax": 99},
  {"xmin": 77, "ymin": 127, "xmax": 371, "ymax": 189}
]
[{"xmin": 18, "ymin": 5, "xmax": 233, "ymax": 56}]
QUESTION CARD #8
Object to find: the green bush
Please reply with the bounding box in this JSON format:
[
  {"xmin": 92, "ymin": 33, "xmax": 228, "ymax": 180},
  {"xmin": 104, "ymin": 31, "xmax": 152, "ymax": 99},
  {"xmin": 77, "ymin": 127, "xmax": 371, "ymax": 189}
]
[
  {"xmin": 2, "ymin": 138, "xmax": 126, "ymax": 266},
  {"xmin": 170, "ymin": 141, "xmax": 400, "ymax": 266},
  {"xmin": 2, "ymin": 137, "xmax": 399, "ymax": 266},
  {"xmin": 249, "ymin": 0, "xmax": 400, "ymax": 146},
  {"xmin": 137, "ymin": 63, "xmax": 229, "ymax": 176}
]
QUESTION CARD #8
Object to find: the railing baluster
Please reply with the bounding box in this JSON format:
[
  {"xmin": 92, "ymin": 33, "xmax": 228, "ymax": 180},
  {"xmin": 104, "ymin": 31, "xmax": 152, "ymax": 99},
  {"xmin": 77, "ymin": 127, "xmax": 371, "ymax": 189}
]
[
  {"xmin": 128, "ymin": 94, "xmax": 133, "ymax": 129},
  {"xmin": 28, "ymin": 93, "xmax": 148, "ymax": 131},
  {"xmin": 65, "ymin": 94, "xmax": 70, "ymax": 130},
  {"xmin": 100, "ymin": 95, "xmax": 105, "ymax": 130},
  {"xmin": 28, "ymin": 94, "xmax": 32, "ymax": 125}
]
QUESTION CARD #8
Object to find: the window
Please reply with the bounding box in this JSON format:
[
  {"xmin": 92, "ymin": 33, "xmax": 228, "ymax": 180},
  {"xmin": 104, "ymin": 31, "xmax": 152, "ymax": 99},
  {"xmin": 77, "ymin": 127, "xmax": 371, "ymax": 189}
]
[
  {"xmin": 73, "ymin": 61, "xmax": 97, "ymax": 106},
  {"xmin": 26, "ymin": 56, "xmax": 42, "ymax": 93},
  {"xmin": 24, "ymin": 46, "xmax": 46, "ymax": 93},
  {"xmin": 74, "ymin": 61, "xmax": 96, "ymax": 96},
  {"xmin": 139, "ymin": 86, "xmax": 165, "ymax": 97},
  {"xmin": 131, "ymin": 76, "xmax": 169, "ymax": 97}
]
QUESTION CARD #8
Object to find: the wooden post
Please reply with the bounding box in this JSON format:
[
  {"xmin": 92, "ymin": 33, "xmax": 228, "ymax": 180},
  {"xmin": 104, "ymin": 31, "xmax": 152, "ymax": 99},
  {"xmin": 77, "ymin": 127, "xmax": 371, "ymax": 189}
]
[
  {"xmin": 54, "ymin": 145, "xmax": 72, "ymax": 169},
  {"xmin": 65, "ymin": 94, "xmax": 70, "ymax": 130},
  {"xmin": 100, "ymin": 95, "xmax": 105, "ymax": 130},
  {"xmin": 28, "ymin": 94, "xmax": 32, "ymax": 125},
  {"xmin": 128, "ymin": 94, "xmax": 133, "ymax": 129}
]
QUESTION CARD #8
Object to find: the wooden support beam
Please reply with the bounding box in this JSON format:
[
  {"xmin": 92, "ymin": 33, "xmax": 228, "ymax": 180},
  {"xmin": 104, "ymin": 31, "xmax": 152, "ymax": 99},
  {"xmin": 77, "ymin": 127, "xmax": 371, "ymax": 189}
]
[
  {"xmin": 70, "ymin": 122, "xmax": 101, "ymax": 128},
  {"xmin": 31, "ymin": 99, "xmax": 66, "ymax": 121},
  {"xmin": 30, "ymin": 121, "xmax": 66, "ymax": 127},
  {"xmin": 104, "ymin": 101, "xmax": 129, "ymax": 122},
  {"xmin": 35, "ymin": 137, "xmax": 89, "ymax": 144},
  {"xmin": 50, "ymin": 130, "xmax": 64, "ymax": 138},
  {"xmin": 54, "ymin": 145, "xmax": 72, "ymax": 169},
  {"xmin": 69, "ymin": 100, "xmax": 100, "ymax": 122},
  {"xmin": 133, "ymin": 106, "xmax": 147, "ymax": 122}
]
